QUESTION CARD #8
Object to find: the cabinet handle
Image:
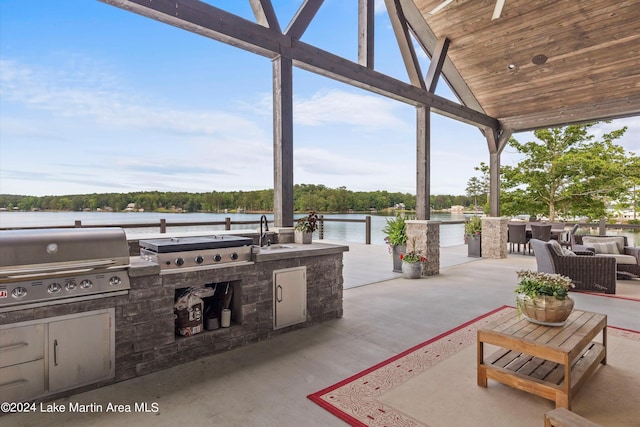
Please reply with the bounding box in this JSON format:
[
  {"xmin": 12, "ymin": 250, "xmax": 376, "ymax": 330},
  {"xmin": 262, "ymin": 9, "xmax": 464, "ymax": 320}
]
[
  {"xmin": 0, "ymin": 342, "xmax": 28, "ymax": 352},
  {"xmin": 54, "ymin": 339, "xmax": 58, "ymax": 366},
  {"xmin": 276, "ymin": 285, "xmax": 283, "ymax": 302}
]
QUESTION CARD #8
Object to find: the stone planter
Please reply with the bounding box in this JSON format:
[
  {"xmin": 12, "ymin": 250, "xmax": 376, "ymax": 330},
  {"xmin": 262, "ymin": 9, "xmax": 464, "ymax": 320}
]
[
  {"xmin": 401, "ymin": 261, "xmax": 422, "ymax": 279},
  {"xmin": 294, "ymin": 230, "xmax": 312, "ymax": 244},
  {"xmin": 516, "ymin": 294, "xmax": 574, "ymax": 326},
  {"xmin": 467, "ymin": 234, "xmax": 482, "ymax": 258},
  {"xmin": 392, "ymin": 244, "xmax": 406, "ymax": 273}
]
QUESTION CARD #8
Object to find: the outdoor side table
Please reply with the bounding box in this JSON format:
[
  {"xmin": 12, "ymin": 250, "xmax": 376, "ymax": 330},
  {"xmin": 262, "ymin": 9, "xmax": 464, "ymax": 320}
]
[{"xmin": 477, "ymin": 309, "xmax": 607, "ymax": 409}]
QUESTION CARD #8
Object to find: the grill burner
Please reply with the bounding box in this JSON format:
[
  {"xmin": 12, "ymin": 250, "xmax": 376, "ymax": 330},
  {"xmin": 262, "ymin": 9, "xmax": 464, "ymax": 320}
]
[
  {"xmin": 0, "ymin": 228, "xmax": 131, "ymax": 310},
  {"xmin": 139, "ymin": 235, "xmax": 253, "ymax": 272}
]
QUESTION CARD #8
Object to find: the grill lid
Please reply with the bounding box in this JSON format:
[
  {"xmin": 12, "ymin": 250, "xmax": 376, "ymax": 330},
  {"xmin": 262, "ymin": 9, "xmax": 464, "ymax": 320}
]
[
  {"xmin": 0, "ymin": 228, "xmax": 130, "ymax": 271},
  {"xmin": 138, "ymin": 235, "xmax": 253, "ymax": 253}
]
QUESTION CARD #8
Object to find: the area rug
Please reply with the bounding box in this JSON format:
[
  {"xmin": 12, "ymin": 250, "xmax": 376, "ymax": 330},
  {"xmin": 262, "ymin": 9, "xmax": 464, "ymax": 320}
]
[{"xmin": 308, "ymin": 306, "xmax": 640, "ymax": 427}]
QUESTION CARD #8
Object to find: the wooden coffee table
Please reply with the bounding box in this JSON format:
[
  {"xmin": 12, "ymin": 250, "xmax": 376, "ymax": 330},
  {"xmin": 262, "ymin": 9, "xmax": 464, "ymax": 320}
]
[{"xmin": 477, "ymin": 309, "xmax": 607, "ymax": 409}]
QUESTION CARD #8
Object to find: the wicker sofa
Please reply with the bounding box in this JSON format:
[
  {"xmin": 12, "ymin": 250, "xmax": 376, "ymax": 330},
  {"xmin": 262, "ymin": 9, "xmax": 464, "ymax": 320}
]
[
  {"xmin": 572, "ymin": 235, "xmax": 640, "ymax": 279},
  {"xmin": 529, "ymin": 239, "xmax": 617, "ymax": 294}
]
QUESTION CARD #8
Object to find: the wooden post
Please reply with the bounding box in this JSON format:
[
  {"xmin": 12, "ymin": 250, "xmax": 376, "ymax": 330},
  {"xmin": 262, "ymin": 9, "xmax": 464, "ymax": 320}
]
[
  {"xmin": 365, "ymin": 215, "xmax": 371, "ymax": 244},
  {"xmin": 160, "ymin": 219, "xmax": 166, "ymax": 233},
  {"xmin": 273, "ymin": 55, "xmax": 294, "ymax": 228}
]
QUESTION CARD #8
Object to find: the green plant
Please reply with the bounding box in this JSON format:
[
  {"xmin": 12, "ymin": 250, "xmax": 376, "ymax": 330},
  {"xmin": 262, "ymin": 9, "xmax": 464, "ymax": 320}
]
[
  {"xmin": 295, "ymin": 211, "xmax": 319, "ymax": 233},
  {"xmin": 383, "ymin": 215, "xmax": 407, "ymax": 248},
  {"xmin": 400, "ymin": 238, "xmax": 426, "ymax": 263},
  {"xmin": 514, "ymin": 270, "xmax": 574, "ymax": 300},
  {"xmin": 464, "ymin": 216, "xmax": 482, "ymax": 235}
]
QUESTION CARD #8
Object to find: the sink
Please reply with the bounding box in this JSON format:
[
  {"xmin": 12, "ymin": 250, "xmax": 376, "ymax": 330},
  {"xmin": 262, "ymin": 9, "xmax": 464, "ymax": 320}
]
[
  {"xmin": 262, "ymin": 244, "xmax": 294, "ymax": 250},
  {"xmin": 252, "ymin": 244, "xmax": 294, "ymax": 254}
]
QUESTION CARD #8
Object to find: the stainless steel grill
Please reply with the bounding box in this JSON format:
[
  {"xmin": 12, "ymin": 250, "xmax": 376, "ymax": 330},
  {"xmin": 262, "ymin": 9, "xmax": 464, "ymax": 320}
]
[
  {"xmin": 0, "ymin": 228, "xmax": 131, "ymax": 310},
  {"xmin": 139, "ymin": 235, "xmax": 253, "ymax": 273}
]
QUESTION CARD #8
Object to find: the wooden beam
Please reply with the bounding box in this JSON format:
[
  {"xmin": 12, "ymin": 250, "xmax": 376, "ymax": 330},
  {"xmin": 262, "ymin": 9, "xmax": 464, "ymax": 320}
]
[
  {"xmin": 384, "ymin": 0, "xmax": 425, "ymax": 89},
  {"xmin": 284, "ymin": 0, "xmax": 324, "ymax": 40},
  {"xmin": 249, "ymin": 0, "xmax": 281, "ymax": 33},
  {"xmin": 425, "ymin": 37, "xmax": 449, "ymax": 93},
  {"xmin": 99, "ymin": 0, "xmax": 498, "ymax": 129},
  {"xmin": 358, "ymin": 0, "xmax": 374, "ymax": 68},
  {"xmin": 398, "ymin": 0, "xmax": 484, "ymax": 113},
  {"xmin": 272, "ymin": 56, "xmax": 294, "ymax": 227},
  {"xmin": 416, "ymin": 106, "xmax": 430, "ymax": 220},
  {"xmin": 500, "ymin": 94, "xmax": 640, "ymax": 132}
]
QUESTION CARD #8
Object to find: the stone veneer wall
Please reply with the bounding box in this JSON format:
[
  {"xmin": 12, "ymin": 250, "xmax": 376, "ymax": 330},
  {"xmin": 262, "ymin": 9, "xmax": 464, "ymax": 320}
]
[
  {"xmin": 481, "ymin": 217, "xmax": 509, "ymax": 259},
  {"xmin": 406, "ymin": 220, "xmax": 440, "ymax": 276},
  {"xmin": 0, "ymin": 251, "xmax": 344, "ymax": 400}
]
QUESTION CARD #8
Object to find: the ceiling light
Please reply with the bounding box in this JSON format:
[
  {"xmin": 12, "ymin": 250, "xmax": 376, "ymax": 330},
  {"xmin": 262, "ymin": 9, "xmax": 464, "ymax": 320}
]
[
  {"xmin": 532, "ymin": 54, "xmax": 548, "ymax": 65},
  {"xmin": 508, "ymin": 63, "xmax": 517, "ymax": 70}
]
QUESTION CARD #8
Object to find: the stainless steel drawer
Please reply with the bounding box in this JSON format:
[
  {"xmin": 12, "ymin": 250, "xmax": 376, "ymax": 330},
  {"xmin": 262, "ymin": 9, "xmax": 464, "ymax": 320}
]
[
  {"xmin": 0, "ymin": 359, "xmax": 45, "ymax": 402},
  {"xmin": 0, "ymin": 324, "xmax": 45, "ymax": 368}
]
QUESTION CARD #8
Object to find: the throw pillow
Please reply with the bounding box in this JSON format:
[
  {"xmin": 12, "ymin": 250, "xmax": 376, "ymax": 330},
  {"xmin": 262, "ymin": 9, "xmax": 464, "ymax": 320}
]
[
  {"xmin": 561, "ymin": 248, "xmax": 577, "ymax": 257},
  {"xmin": 589, "ymin": 241, "xmax": 619, "ymax": 255},
  {"xmin": 581, "ymin": 236, "xmax": 624, "ymax": 253},
  {"xmin": 548, "ymin": 239, "xmax": 564, "ymax": 256}
]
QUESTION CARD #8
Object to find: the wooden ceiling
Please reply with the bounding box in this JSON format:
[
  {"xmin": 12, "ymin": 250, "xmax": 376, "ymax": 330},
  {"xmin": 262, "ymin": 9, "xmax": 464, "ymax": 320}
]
[{"xmin": 411, "ymin": 0, "xmax": 640, "ymax": 132}]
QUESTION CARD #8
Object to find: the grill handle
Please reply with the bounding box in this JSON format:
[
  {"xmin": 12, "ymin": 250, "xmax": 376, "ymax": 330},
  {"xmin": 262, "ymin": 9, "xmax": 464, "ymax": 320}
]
[{"xmin": 0, "ymin": 259, "xmax": 122, "ymax": 280}]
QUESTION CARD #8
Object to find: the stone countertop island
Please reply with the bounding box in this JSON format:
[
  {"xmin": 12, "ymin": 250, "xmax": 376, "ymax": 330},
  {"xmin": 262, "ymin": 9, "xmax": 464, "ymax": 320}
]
[{"xmin": 0, "ymin": 239, "xmax": 348, "ymax": 403}]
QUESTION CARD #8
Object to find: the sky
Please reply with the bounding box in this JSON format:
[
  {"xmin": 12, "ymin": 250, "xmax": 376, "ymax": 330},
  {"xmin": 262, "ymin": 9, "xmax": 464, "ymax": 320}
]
[{"xmin": 1, "ymin": 0, "xmax": 638, "ymax": 198}]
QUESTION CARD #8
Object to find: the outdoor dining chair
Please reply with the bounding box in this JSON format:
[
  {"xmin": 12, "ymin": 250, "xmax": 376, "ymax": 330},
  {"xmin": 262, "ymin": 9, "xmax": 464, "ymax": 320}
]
[
  {"xmin": 531, "ymin": 224, "xmax": 552, "ymax": 242},
  {"xmin": 507, "ymin": 223, "xmax": 528, "ymax": 254}
]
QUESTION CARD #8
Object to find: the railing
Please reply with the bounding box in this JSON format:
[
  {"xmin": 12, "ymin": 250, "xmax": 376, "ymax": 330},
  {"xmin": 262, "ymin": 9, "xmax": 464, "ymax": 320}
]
[
  {"xmin": 0, "ymin": 216, "xmax": 375, "ymax": 244},
  {"xmin": 1, "ymin": 217, "xmax": 637, "ymax": 246}
]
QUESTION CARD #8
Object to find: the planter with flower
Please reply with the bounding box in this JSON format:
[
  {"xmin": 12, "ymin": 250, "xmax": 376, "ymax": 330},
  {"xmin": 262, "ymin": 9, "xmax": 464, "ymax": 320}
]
[
  {"xmin": 464, "ymin": 216, "xmax": 482, "ymax": 258},
  {"xmin": 400, "ymin": 239, "xmax": 426, "ymax": 279},
  {"xmin": 294, "ymin": 211, "xmax": 319, "ymax": 244},
  {"xmin": 383, "ymin": 215, "xmax": 408, "ymax": 272},
  {"xmin": 515, "ymin": 270, "xmax": 575, "ymax": 326}
]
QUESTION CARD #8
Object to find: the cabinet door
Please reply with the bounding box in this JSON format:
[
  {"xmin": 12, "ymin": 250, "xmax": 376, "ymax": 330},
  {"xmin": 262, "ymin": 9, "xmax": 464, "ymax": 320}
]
[
  {"xmin": 0, "ymin": 324, "xmax": 45, "ymax": 368},
  {"xmin": 273, "ymin": 267, "xmax": 307, "ymax": 330},
  {"xmin": 0, "ymin": 359, "xmax": 45, "ymax": 402},
  {"xmin": 48, "ymin": 310, "xmax": 114, "ymax": 392}
]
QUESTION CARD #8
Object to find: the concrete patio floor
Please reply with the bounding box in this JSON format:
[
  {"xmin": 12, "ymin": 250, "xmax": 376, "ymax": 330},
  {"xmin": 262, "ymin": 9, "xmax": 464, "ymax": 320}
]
[{"xmin": 3, "ymin": 243, "xmax": 638, "ymax": 427}]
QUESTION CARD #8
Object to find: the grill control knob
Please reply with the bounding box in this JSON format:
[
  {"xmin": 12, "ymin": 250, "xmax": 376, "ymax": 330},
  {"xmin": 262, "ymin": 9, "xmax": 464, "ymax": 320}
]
[
  {"xmin": 80, "ymin": 279, "xmax": 93, "ymax": 289},
  {"xmin": 231, "ymin": 252, "xmax": 239, "ymax": 260},
  {"xmin": 109, "ymin": 276, "xmax": 122, "ymax": 286},
  {"xmin": 66, "ymin": 281, "xmax": 77, "ymax": 291},
  {"xmin": 213, "ymin": 254, "xmax": 222, "ymax": 262},
  {"xmin": 12, "ymin": 287, "xmax": 27, "ymax": 298},
  {"xmin": 195, "ymin": 255, "xmax": 204, "ymax": 264},
  {"xmin": 175, "ymin": 258, "xmax": 185, "ymax": 266},
  {"xmin": 48, "ymin": 283, "xmax": 62, "ymax": 293}
]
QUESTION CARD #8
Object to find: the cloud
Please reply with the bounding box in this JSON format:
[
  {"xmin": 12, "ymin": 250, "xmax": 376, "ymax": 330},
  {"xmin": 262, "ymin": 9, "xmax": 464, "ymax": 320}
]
[
  {"xmin": 0, "ymin": 58, "xmax": 265, "ymax": 138},
  {"xmin": 294, "ymin": 89, "xmax": 408, "ymax": 130}
]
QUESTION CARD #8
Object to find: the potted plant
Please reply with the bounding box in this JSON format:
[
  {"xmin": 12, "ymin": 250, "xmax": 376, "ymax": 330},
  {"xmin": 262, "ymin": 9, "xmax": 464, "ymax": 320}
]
[
  {"xmin": 383, "ymin": 215, "xmax": 407, "ymax": 272},
  {"xmin": 294, "ymin": 211, "xmax": 319, "ymax": 244},
  {"xmin": 400, "ymin": 239, "xmax": 426, "ymax": 279},
  {"xmin": 464, "ymin": 216, "xmax": 482, "ymax": 258},
  {"xmin": 514, "ymin": 270, "xmax": 575, "ymax": 326}
]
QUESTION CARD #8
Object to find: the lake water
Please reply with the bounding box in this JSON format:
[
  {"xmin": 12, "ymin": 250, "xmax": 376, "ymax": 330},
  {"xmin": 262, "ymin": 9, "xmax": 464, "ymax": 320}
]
[{"xmin": 0, "ymin": 211, "xmax": 468, "ymax": 247}]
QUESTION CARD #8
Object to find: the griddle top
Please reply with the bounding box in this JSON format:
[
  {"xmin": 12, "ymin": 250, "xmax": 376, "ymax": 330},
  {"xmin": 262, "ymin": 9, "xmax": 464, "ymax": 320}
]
[{"xmin": 138, "ymin": 235, "xmax": 253, "ymax": 253}]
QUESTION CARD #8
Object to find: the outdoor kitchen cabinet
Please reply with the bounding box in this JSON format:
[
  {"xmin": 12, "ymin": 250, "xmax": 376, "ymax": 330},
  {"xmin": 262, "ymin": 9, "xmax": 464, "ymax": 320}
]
[
  {"xmin": 0, "ymin": 308, "xmax": 114, "ymax": 402},
  {"xmin": 273, "ymin": 267, "xmax": 307, "ymax": 330},
  {"xmin": 48, "ymin": 310, "xmax": 114, "ymax": 393},
  {"xmin": 0, "ymin": 324, "xmax": 46, "ymax": 402}
]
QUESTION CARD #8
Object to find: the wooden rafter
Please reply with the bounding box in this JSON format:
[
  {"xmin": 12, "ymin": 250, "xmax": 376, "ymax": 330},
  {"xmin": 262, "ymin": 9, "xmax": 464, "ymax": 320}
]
[
  {"xmin": 358, "ymin": 0, "xmax": 374, "ymax": 68},
  {"xmin": 249, "ymin": 0, "xmax": 281, "ymax": 33},
  {"xmin": 99, "ymin": 0, "xmax": 498, "ymax": 131},
  {"xmin": 425, "ymin": 37, "xmax": 449, "ymax": 93},
  {"xmin": 284, "ymin": 0, "xmax": 323, "ymax": 40},
  {"xmin": 384, "ymin": 0, "xmax": 425, "ymax": 90}
]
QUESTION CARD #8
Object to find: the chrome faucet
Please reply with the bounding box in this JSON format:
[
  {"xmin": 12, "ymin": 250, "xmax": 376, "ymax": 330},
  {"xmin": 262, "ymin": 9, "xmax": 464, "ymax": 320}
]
[{"xmin": 259, "ymin": 215, "xmax": 270, "ymax": 247}]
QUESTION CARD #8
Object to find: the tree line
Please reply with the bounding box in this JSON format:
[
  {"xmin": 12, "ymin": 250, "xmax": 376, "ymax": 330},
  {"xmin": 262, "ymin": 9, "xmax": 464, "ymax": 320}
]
[
  {"xmin": 0, "ymin": 184, "xmax": 477, "ymax": 214},
  {"xmin": 465, "ymin": 123, "xmax": 639, "ymax": 221}
]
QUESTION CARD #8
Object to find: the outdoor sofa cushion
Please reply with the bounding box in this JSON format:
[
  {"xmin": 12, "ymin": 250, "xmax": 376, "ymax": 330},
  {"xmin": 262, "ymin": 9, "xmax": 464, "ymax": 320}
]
[
  {"xmin": 548, "ymin": 239, "xmax": 576, "ymax": 257},
  {"xmin": 581, "ymin": 236, "xmax": 625, "ymax": 253},
  {"xmin": 589, "ymin": 241, "xmax": 620, "ymax": 254}
]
